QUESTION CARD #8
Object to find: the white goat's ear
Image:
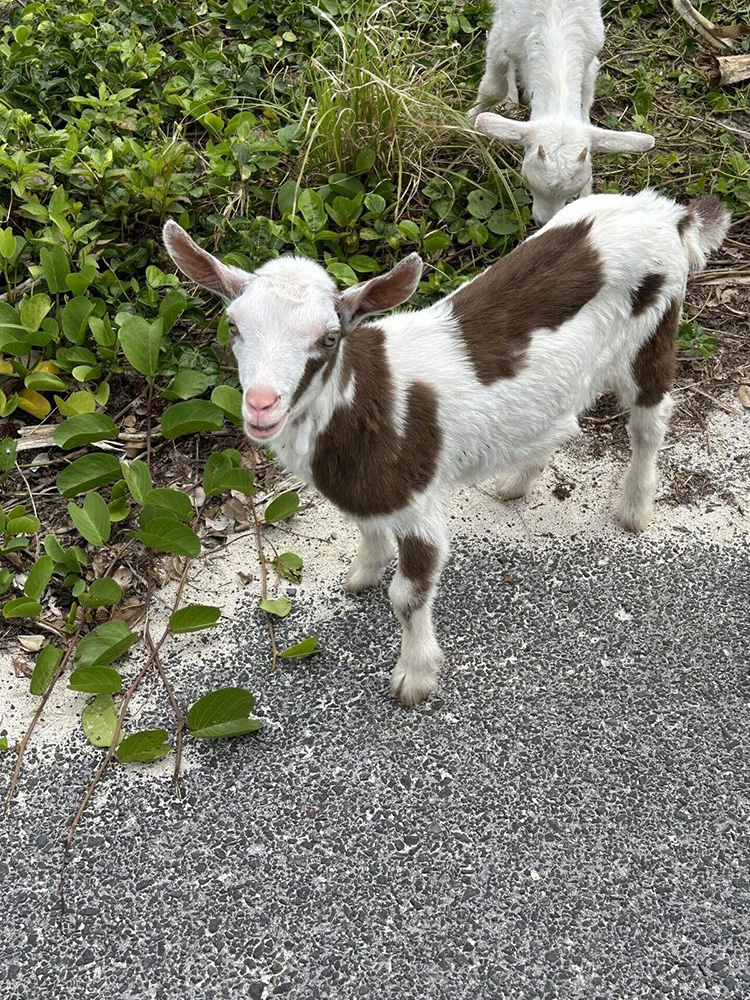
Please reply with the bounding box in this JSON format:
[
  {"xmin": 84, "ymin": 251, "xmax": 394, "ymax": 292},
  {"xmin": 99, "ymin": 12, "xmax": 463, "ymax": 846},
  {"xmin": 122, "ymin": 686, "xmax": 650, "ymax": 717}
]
[
  {"xmin": 163, "ymin": 220, "xmax": 252, "ymax": 301},
  {"xmin": 473, "ymin": 112, "xmax": 535, "ymax": 147},
  {"xmin": 587, "ymin": 127, "xmax": 655, "ymax": 154},
  {"xmin": 339, "ymin": 253, "xmax": 423, "ymax": 327}
]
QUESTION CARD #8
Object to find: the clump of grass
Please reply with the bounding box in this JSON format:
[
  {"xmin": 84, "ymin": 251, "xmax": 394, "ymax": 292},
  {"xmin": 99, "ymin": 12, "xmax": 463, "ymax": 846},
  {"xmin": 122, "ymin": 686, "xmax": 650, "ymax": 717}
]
[{"xmin": 274, "ymin": 0, "xmax": 517, "ymax": 205}]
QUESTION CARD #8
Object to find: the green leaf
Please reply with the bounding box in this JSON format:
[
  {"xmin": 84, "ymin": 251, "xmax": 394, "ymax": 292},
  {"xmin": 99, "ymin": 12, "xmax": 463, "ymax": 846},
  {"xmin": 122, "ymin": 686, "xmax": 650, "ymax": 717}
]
[
  {"xmin": 347, "ymin": 254, "xmax": 379, "ymax": 273},
  {"xmin": 118, "ymin": 313, "xmax": 162, "ymax": 377},
  {"xmin": 264, "ymin": 490, "xmax": 300, "ymax": 523},
  {"xmin": 40, "ymin": 245, "xmax": 70, "ymax": 294},
  {"xmin": 61, "ymin": 296, "xmax": 95, "ymax": 343},
  {"xmin": 210, "ymin": 385, "xmax": 242, "ymax": 426},
  {"xmin": 298, "ymin": 189, "xmax": 326, "ymax": 233},
  {"xmin": 280, "ymin": 636, "xmax": 321, "ymax": 659},
  {"xmin": 169, "ymin": 604, "xmax": 221, "ymax": 634},
  {"xmin": 0, "ymin": 437, "xmax": 17, "ymax": 482},
  {"xmin": 69, "ymin": 666, "xmax": 123, "ymax": 694},
  {"xmin": 20, "ymin": 293, "xmax": 52, "ymax": 333},
  {"xmin": 81, "ymin": 693, "xmax": 121, "ymax": 747},
  {"xmin": 24, "ymin": 555, "xmax": 54, "ymax": 600},
  {"xmin": 6, "ymin": 515, "xmax": 40, "ymax": 535},
  {"xmin": 142, "ymin": 487, "xmax": 193, "ymax": 522},
  {"xmin": 161, "ymin": 400, "xmax": 224, "ymax": 438},
  {"xmin": 54, "ymin": 390, "xmax": 97, "ymax": 416},
  {"xmin": 187, "ymin": 686, "xmax": 257, "ymax": 739},
  {"xmin": 30, "ymin": 643, "xmax": 62, "ymax": 695},
  {"xmin": 132, "ymin": 519, "xmax": 201, "ymax": 557},
  {"xmin": 108, "ymin": 480, "xmax": 130, "ymax": 522},
  {"xmin": 24, "ymin": 370, "xmax": 66, "ymax": 392},
  {"xmin": 74, "ymin": 620, "xmax": 138, "ymax": 668},
  {"xmin": 0, "ymin": 568, "xmax": 12, "ymax": 595},
  {"xmin": 487, "ymin": 209, "xmax": 522, "ymax": 236},
  {"xmin": 423, "ymin": 231, "xmax": 450, "ymax": 253},
  {"xmin": 0, "ymin": 736, "xmax": 7, "ymax": 752},
  {"xmin": 467, "ymin": 189, "xmax": 498, "ymax": 219},
  {"xmin": 79, "ymin": 577, "xmax": 123, "ymax": 608},
  {"xmin": 57, "ymin": 453, "xmax": 123, "ymax": 497},
  {"xmin": 163, "ymin": 369, "xmax": 209, "ymax": 400},
  {"xmin": 2, "ymin": 597, "xmax": 42, "ymax": 619},
  {"xmin": 120, "ymin": 459, "xmax": 152, "ymax": 504},
  {"xmin": 117, "ymin": 729, "xmax": 171, "ymax": 763},
  {"xmin": 271, "ymin": 551, "xmax": 303, "ymax": 583},
  {"xmin": 67, "ymin": 492, "xmax": 111, "ymax": 546},
  {"xmin": 53, "ymin": 412, "xmax": 118, "ymax": 450},
  {"xmin": 190, "ymin": 717, "xmax": 262, "ymax": 739},
  {"xmin": 259, "ymin": 596, "xmax": 292, "ymax": 618}
]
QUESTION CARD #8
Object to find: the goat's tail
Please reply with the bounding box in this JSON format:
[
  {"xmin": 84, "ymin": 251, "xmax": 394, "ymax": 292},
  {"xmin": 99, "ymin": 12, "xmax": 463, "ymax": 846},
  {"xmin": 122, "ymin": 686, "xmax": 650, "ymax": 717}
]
[{"xmin": 679, "ymin": 195, "xmax": 731, "ymax": 273}]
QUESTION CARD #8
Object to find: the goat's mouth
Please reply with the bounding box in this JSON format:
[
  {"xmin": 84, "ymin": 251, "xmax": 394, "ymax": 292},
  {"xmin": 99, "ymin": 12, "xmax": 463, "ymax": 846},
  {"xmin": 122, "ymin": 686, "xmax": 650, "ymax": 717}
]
[{"xmin": 244, "ymin": 414, "xmax": 288, "ymax": 441}]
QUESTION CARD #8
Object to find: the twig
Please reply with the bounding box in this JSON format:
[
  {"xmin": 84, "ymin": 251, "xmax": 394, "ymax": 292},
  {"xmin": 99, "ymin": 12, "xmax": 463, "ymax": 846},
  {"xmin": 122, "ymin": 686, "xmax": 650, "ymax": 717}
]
[
  {"xmin": 691, "ymin": 387, "xmax": 744, "ymax": 416},
  {"xmin": 4, "ymin": 616, "xmax": 84, "ymax": 816},
  {"xmin": 250, "ymin": 448, "xmax": 280, "ymax": 670},
  {"xmin": 146, "ymin": 629, "xmax": 186, "ymax": 795},
  {"xmin": 671, "ymin": 0, "xmax": 734, "ymax": 51}
]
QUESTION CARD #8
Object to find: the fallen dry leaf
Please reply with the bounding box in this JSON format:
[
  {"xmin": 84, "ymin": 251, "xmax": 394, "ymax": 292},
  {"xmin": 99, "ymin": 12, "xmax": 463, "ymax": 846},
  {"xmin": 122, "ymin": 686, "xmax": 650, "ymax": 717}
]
[
  {"xmin": 19, "ymin": 635, "xmax": 45, "ymax": 652},
  {"xmin": 739, "ymin": 385, "xmax": 750, "ymax": 409}
]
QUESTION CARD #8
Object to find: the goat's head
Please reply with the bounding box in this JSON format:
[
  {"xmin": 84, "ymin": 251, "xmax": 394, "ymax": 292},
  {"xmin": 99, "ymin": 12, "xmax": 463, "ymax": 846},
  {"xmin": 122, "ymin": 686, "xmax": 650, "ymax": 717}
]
[
  {"xmin": 474, "ymin": 113, "xmax": 654, "ymax": 225},
  {"xmin": 163, "ymin": 221, "xmax": 423, "ymax": 442}
]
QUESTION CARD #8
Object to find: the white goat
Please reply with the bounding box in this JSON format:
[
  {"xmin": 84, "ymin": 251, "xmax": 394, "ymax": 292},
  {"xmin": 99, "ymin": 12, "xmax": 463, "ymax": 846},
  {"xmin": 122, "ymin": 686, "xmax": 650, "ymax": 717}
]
[
  {"xmin": 469, "ymin": 0, "xmax": 655, "ymax": 224},
  {"xmin": 164, "ymin": 191, "xmax": 728, "ymax": 707}
]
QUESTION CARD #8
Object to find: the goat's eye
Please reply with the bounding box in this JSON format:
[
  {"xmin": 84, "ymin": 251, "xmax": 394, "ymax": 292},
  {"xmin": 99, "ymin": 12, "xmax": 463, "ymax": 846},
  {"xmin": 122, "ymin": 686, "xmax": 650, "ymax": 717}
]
[
  {"xmin": 321, "ymin": 329, "xmax": 340, "ymax": 349},
  {"xmin": 227, "ymin": 319, "xmax": 240, "ymax": 340}
]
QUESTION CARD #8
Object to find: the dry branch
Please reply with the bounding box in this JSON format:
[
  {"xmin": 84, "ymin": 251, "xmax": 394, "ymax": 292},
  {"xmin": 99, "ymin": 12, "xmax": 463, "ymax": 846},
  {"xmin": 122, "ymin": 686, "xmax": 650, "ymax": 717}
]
[
  {"xmin": 712, "ymin": 54, "xmax": 750, "ymax": 87},
  {"xmin": 672, "ymin": 0, "xmax": 735, "ymax": 51}
]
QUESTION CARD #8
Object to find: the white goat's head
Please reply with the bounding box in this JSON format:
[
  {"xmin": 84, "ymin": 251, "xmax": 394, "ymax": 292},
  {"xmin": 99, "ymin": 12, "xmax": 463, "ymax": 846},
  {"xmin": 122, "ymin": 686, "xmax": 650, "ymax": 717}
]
[
  {"xmin": 475, "ymin": 113, "xmax": 654, "ymax": 225},
  {"xmin": 163, "ymin": 221, "xmax": 423, "ymax": 442}
]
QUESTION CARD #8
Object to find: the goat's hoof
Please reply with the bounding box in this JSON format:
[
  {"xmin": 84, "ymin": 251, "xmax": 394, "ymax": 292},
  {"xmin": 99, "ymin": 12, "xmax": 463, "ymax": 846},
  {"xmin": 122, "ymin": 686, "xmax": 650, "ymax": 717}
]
[
  {"xmin": 618, "ymin": 500, "xmax": 652, "ymax": 533},
  {"xmin": 389, "ymin": 655, "xmax": 441, "ymax": 707},
  {"xmin": 345, "ymin": 561, "xmax": 385, "ymax": 594},
  {"xmin": 495, "ymin": 470, "xmax": 540, "ymax": 501}
]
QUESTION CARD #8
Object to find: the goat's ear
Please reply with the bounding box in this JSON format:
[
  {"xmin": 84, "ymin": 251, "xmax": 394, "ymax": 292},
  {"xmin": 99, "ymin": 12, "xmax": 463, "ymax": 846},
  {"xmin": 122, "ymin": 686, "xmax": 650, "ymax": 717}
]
[
  {"xmin": 339, "ymin": 252, "xmax": 423, "ymax": 327},
  {"xmin": 473, "ymin": 112, "xmax": 534, "ymax": 147},
  {"xmin": 163, "ymin": 220, "xmax": 252, "ymax": 301},
  {"xmin": 587, "ymin": 127, "xmax": 655, "ymax": 155}
]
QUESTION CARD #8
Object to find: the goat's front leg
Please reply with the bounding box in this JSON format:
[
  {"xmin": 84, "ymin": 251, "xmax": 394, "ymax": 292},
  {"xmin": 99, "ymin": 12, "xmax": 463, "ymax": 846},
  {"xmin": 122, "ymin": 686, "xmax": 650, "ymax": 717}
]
[
  {"xmin": 468, "ymin": 21, "xmax": 514, "ymax": 121},
  {"xmin": 388, "ymin": 521, "xmax": 448, "ymax": 707},
  {"xmin": 346, "ymin": 521, "xmax": 394, "ymax": 593}
]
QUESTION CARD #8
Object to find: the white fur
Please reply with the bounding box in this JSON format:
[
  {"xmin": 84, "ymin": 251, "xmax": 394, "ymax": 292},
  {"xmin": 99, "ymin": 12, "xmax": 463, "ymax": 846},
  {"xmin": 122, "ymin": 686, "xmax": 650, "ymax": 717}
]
[
  {"xmin": 469, "ymin": 0, "xmax": 654, "ymax": 223},
  {"xmin": 164, "ymin": 190, "xmax": 728, "ymax": 707}
]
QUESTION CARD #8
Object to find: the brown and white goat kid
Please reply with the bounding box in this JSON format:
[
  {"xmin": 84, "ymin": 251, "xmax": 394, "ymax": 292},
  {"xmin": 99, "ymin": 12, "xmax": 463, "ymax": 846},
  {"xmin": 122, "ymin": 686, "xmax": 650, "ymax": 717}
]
[
  {"xmin": 164, "ymin": 190, "xmax": 729, "ymax": 707},
  {"xmin": 469, "ymin": 0, "xmax": 654, "ymax": 224}
]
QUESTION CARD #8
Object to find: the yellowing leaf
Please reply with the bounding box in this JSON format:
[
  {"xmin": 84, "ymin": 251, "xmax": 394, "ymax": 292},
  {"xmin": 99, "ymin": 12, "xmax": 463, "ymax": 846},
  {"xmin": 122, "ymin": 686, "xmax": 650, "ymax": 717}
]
[
  {"xmin": 33, "ymin": 360, "xmax": 59, "ymax": 374},
  {"xmin": 17, "ymin": 388, "xmax": 51, "ymax": 419}
]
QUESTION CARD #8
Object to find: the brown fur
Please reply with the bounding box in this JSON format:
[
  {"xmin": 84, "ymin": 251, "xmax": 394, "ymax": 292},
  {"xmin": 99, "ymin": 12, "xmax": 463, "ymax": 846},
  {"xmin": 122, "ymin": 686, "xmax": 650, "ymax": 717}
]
[
  {"xmin": 311, "ymin": 326, "xmax": 442, "ymax": 516},
  {"xmin": 632, "ymin": 299, "xmax": 680, "ymax": 407},
  {"xmin": 450, "ymin": 219, "xmax": 605, "ymax": 385},
  {"xmin": 630, "ymin": 272, "xmax": 665, "ymax": 317},
  {"xmin": 397, "ymin": 536, "xmax": 439, "ymax": 617},
  {"xmin": 290, "ymin": 354, "xmax": 327, "ymax": 408}
]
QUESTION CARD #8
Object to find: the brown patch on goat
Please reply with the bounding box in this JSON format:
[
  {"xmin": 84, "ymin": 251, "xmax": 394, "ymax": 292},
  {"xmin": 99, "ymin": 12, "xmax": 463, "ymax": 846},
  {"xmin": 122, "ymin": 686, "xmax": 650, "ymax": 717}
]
[
  {"xmin": 678, "ymin": 196, "xmax": 729, "ymax": 242},
  {"xmin": 632, "ymin": 299, "xmax": 680, "ymax": 407},
  {"xmin": 397, "ymin": 536, "xmax": 439, "ymax": 618},
  {"xmin": 630, "ymin": 272, "xmax": 665, "ymax": 317},
  {"xmin": 312, "ymin": 326, "xmax": 441, "ymax": 517},
  {"xmin": 450, "ymin": 219, "xmax": 604, "ymax": 385},
  {"xmin": 290, "ymin": 353, "xmax": 327, "ymax": 408}
]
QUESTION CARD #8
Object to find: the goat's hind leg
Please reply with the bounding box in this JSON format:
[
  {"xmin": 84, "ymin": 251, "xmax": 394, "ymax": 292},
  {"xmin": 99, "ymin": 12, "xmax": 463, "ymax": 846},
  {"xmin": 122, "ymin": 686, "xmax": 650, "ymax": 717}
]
[
  {"xmin": 618, "ymin": 395, "xmax": 673, "ymax": 532},
  {"xmin": 495, "ymin": 459, "xmax": 546, "ymax": 501}
]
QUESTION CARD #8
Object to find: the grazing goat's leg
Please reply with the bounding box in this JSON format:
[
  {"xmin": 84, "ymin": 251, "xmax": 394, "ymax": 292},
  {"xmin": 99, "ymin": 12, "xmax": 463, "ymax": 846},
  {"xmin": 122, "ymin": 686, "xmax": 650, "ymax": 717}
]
[
  {"xmin": 619, "ymin": 396, "xmax": 673, "ymax": 532},
  {"xmin": 495, "ymin": 458, "xmax": 548, "ymax": 500},
  {"xmin": 346, "ymin": 522, "xmax": 394, "ymax": 593},
  {"xmin": 469, "ymin": 20, "xmax": 513, "ymax": 121},
  {"xmin": 389, "ymin": 514, "xmax": 448, "ymax": 707}
]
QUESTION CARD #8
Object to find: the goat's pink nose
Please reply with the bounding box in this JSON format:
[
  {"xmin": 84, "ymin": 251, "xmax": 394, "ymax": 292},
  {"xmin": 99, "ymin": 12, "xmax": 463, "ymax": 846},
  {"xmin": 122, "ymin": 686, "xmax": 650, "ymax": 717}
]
[{"xmin": 244, "ymin": 387, "xmax": 281, "ymax": 422}]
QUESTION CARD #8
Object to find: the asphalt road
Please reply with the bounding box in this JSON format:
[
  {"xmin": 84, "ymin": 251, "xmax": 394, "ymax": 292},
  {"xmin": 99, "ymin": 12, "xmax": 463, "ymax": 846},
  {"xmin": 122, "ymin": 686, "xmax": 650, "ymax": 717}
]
[{"xmin": 2, "ymin": 534, "xmax": 749, "ymax": 1000}]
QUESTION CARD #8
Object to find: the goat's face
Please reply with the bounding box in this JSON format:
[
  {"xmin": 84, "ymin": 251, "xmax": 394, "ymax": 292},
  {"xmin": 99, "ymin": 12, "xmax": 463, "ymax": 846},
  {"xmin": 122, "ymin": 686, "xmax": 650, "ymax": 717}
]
[
  {"xmin": 520, "ymin": 122, "xmax": 594, "ymax": 225},
  {"xmin": 474, "ymin": 112, "xmax": 655, "ymax": 226},
  {"xmin": 163, "ymin": 221, "xmax": 423, "ymax": 443}
]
